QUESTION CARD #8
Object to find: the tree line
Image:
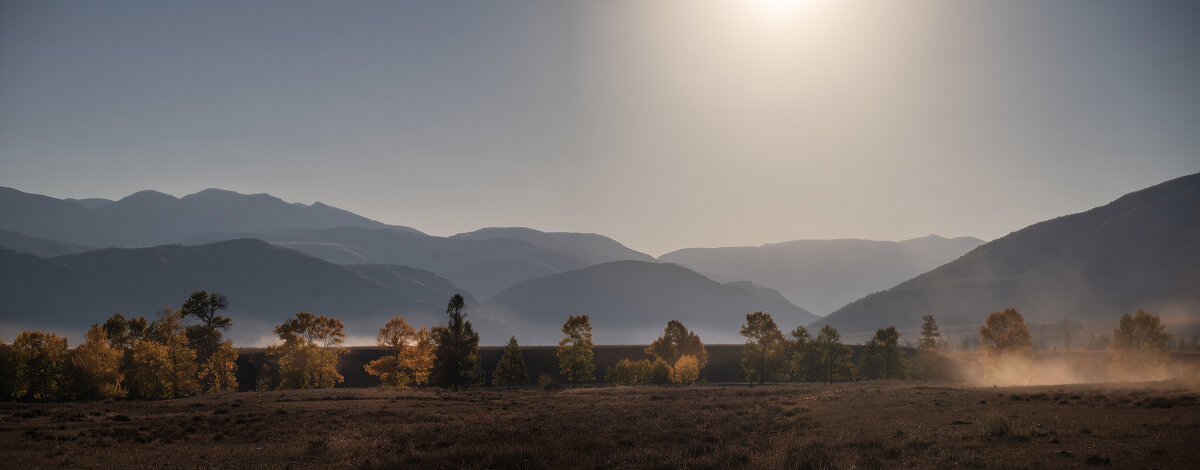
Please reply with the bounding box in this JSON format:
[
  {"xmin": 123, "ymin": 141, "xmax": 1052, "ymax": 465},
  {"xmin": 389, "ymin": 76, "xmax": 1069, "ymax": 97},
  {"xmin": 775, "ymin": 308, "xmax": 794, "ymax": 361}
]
[{"xmin": 0, "ymin": 291, "xmax": 1179, "ymax": 400}]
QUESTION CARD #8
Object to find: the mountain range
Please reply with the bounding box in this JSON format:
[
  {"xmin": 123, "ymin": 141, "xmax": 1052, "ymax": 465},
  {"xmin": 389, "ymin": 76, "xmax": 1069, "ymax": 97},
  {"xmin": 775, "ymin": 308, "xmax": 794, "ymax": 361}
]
[{"xmin": 815, "ymin": 172, "xmax": 1200, "ymax": 333}]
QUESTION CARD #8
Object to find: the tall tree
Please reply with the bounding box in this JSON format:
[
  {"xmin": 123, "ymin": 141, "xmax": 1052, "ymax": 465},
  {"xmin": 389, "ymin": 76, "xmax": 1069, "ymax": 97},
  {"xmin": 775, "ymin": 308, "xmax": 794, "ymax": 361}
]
[
  {"xmin": 431, "ymin": 294, "xmax": 481, "ymax": 390},
  {"xmin": 12, "ymin": 330, "xmax": 69, "ymax": 400},
  {"xmin": 787, "ymin": 325, "xmax": 822, "ymax": 382},
  {"xmin": 918, "ymin": 315, "xmax": 940, "ymax": 352},
  {"xmin": 979, "ymin": 308, "xmax": 1033, "ymax": 381},
  {"xmin": 646, "ymin": 320, "xmax": 708, "ymax": 370},
  {"xmin": 492, "ymin": 336, "xmax": 531, "ymax": 388},
  {"xmin": 815, "ymin": 325, "xmax": 852, "ymax": 383},
  {"xmin": 180, "ymin": 291, "xmax": 232, "ymax": 363},
  {"xmin": 102, "ymin": 313, "xmax": 148, "ymax": 350},
  {"xmin": 912, "ymin": 315, "xmax": 947, "ymax": 380},
  {"xmin": 68, "ymin": 324, "xmax": 127, "ymax": 399},
  {"xmin": 739, "ymin": 311, "xmax": 786, "ymax": 384},
  {"xmin": 858, "ymin": 326, "xmax": 907, "ymax": 380},
  {"xmin": 365, "ymin": 316, "xmax": 435, "ymax": 388},
  {"xmin": 198, "ymin": 340, "xmax": 239, "ymax": 393},
  {"xmin": 557, "ymin": 315, "xmax": 596, "ymax": 383},
  {"xmin": 1110, "ymin": 308, "xmax": 1173, "ymax": 380},
  {"xmin": 269, "ymin": 312, "xmax": 348, "ymax": 389}
]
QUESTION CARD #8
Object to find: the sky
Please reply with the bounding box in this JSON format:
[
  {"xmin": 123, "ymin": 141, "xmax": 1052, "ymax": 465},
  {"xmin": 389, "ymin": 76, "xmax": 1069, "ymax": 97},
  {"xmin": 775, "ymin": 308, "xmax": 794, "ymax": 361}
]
[{"xmin": 1, "ymin": 0, "xmax": 1197, "ymax": 256}]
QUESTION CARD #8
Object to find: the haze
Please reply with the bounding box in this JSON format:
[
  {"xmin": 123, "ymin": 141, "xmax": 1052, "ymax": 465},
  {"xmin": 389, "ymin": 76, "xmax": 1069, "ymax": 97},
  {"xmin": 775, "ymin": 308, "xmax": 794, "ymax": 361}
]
[{"xmin": 2, "ymin": 0, "xmax": 1197, "ymax": 255}]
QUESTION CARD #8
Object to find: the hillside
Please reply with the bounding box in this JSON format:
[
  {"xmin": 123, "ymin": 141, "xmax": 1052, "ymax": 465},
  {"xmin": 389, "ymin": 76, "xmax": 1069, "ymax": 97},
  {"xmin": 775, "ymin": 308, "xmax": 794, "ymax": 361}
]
[
  {"xmin": 660, "ymin": 235, "xmax": 984, "ymax": 315},
  {"xmin": 451, "ymin": 227, "xmax": 654, "ymax": 264},
  {"xmin": 815, "ymin": 172, "xmax": 1200, "ymax": 333},
  {"xmin": 486, "ymin": 260, "xmax": 818, "ymax": 345},
  {"xmin": 0, "ymin": 186, "xmax": 399, "ymax": 247},
  {"xmin": 0, "ymin": 239, "xmax": 505, "ymax": 346},
  {"xmin": 0, "ymin": 228, "xmax": 93, "ymax": 258}
]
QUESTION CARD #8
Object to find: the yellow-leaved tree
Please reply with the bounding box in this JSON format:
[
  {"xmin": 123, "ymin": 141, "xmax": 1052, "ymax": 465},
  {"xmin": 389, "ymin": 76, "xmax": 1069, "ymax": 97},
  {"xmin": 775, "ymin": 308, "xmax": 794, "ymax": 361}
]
[
  {"xmin": 126, "ymin": 308, "xmax": 200, "ymax": 399},
  {"xmin": 69, "ymin": 324, "xmax": 127, "ymax": 399},
  {"xmin": 198, "ymin": 340, "xmax": 239, "ymax": 394},
  {"xmin": 269, "ymin": 312, "xmax": 347, "ymax": 389},
  {"xmin": 12, "ymin": 330, "xmax": 69, "ymax": 400},
  {"xmin": 672, "ymin": 355, "xmax": 700, "ymax": 385},
  {"xmin": 365, "ymin": 316, "xmax": 435, "ymax": 388}
]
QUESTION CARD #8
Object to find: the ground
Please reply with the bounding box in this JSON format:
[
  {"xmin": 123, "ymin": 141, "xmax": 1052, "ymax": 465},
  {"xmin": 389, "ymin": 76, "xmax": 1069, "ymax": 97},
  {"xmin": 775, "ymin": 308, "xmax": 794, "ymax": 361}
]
[{"xmin": 1, "ymin": 381, "xmax": 1198, "ymax": 469}]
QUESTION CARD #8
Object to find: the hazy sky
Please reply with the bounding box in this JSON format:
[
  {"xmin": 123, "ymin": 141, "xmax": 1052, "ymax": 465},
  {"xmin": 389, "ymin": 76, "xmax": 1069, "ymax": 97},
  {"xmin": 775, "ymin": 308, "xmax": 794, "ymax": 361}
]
[{"xmin": 2, "ymin": 0, "xmax": 1197, "ymax": 256}]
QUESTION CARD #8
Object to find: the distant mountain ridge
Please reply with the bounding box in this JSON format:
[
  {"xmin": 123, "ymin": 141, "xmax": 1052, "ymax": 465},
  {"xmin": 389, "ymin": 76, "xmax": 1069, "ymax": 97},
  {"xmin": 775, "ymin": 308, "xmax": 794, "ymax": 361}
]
[
  {"xmin": 0, "ymin": 228, "xmax": 94, "ymax": 258},
  {"xmin": 486, "ymin": 260, "xmax": 819, "ymax": 345},
  {"xmin": 0, "ymin": 186, "xmax": 403, "ymax": 247},
  {"xmin": 660, "ymin": 235, "xmax": 985, "ymax": 315},
  {"xmin": 0, "ymin": 239, "xmax": 504, "ymax": 346},
  {"xmin": 815, "ymin": 172, "xmax": 1200, "ymax": 333}
]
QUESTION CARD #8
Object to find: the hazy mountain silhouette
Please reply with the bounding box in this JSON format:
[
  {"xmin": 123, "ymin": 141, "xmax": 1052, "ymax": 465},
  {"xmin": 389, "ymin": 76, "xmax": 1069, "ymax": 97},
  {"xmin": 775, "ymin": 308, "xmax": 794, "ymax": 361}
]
[
  {"xmin": 451, "ymin": 227, "xmax": 655, "ymax": 264},
  {"xmin": 0, "ymin": 229, "xmax": 94, "ymax": 258},
  {"xmin": 485, "ymin": 260, "xmax": 819, "ymax": 345},
  {"xmin": 814, "ymin": 172, "xmax": 1200, "ymax": 334},
  {"xmin": 184, "ymin": 226, "xmax": 652, "ymax": 299},
  {"xmin": 0, "ymin": 187, "xmax": 402, "ymax": 247},
  {"xmin": 660, "ymin": 235, "xmax": 984, "ymax": 315},
  {"xmin": 0, "ymin": 239, "xmax": 506, "ymax": 346}
]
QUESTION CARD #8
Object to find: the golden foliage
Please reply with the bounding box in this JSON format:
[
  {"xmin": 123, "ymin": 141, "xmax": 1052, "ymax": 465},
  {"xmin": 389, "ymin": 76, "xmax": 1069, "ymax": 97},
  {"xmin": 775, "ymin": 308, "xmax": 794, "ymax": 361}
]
[
  {"xmin": 12, "ymin": 330, "xmax": 69, "ymax": 400},
  {"xmin": 269, "ymin": 312, "xmax": 347, "ymax": 389},
  {"xmin": 364, "ymin": 317, "xmax": 435, "ymax": 388},
  {"xmin": 557, "ymin": 315, "xmax": 596, "ymax": 383},
  {"xmin": 70, "ymin": 325, "xmax": 126, "ymax": 399},
  {"xmin": 199, "ymin": 340, "xmax": 239, "ymax": 394},
  {"xmin": 672, "ymin": 355, "xmax": 700, "ymax": 385}
]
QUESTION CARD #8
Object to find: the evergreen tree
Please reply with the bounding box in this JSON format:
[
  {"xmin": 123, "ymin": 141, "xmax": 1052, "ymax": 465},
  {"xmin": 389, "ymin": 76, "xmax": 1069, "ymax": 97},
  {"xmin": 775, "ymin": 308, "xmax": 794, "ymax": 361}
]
[
  {"xmin": 557, "ymin": 315, "xmax": 596, "ymax": 383},
  {"xmin": 912, "ymin": 315, "xmax": 948, "ymax": 380},
  {"xmin": 493, "ymin": 336, "xmax": 530, "ymax": 388},
  {"xmin": 181, "ymin": 291, "xmax": 232, "ymax": 364},
  {"xmin": 431, "ymin": 294, "xmax": 481, "ymax": 390},
  {"xmin": 739, "ymin": 311, "xmax": 786, "ymax": 384}
]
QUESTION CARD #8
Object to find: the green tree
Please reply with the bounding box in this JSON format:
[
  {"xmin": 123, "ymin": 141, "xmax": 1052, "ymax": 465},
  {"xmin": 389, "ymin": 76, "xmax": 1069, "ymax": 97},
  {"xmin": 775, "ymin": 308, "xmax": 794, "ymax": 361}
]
[
  {"xmin": 431, "ymin": 294, "xmax": 482, "ymax": 390},
  {"xmin": 787, "ymin": 325, "xmax": 822, "ymax": 382},
  {"xmin": 180, "ymin": 291, "xmax": 232, "ymax": 363},
  {"xmin": 1110, "ymin": 308, "xmax": 1173, "ymax": 381},
  {"xmin": 68, "ymin": 324, "xmax": 127, "ymax": 399},
  {"xmin": 912, "ymin": 315, "xmax": 949, "ymax": 380},
  {"xmin": 269, "ymin": 312, "xmax": 347, "ymax": 389},
  {"xmin": 740, "ymin": 311, "xmax": 786, "ymax": 384},
  {"xmin": 557, "ymin": 315, "xmax": 596, "ymax": 383},
  {"xmin": 493, "ymin": 336, "xmax": 531, "ymax": 388},
  {"xmin": 858, "ymin": 326, "xmax": 907, "ymax": 380},
  {"xmin": 12, "ymin": 330, "xmax": 69, "ymax": 400},
  {"xmin": 815, "ymin": 325, "xmax": 852, "ymax": 383},
  {"xmin": 365, "ymin": 317, "xmax": 435, "ymax": 388},
  {"xmin": 646, "ymin": 320, "xmax": 708, "ymax": 370}
]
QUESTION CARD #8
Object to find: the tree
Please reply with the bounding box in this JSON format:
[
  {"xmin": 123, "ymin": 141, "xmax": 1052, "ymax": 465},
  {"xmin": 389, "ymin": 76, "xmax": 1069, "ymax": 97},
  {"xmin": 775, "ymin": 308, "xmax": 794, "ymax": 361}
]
[
  {"xmin": 0, "ymin": 340, "xmax": 18, "ymax": 399},
  {"xmin": 269, "ymin": 312, "xmax": 348, "ymax": 389},
  {"xmin": 858, "ymin": 326, "xmax": 907, "ymax": 380},
  {"xmin": 557, "ymin": 315, "xmax": 596, "ymax": 383},
  {"xmin": 1110, "ymin": 309, "xmax": 1173, "ymax": 381},
  {"xmin": 740, "ymin": 311, "xmax": 786, "ymax": 384},
  {"xmin": 912, "ymin": 315, "xmax": 948, "ymax": 380},
  {"xmin": 12, "ymin": 330, "xmax": 69, "ymax": 400},
  {"xmin": 815, "ymin": 325, "xmax": 852, "ymax": 383},
  {"xmin": 787, "ymin": 325, "xmax": 822, "ymax": 382},
  {"xmin": 198, "ymin": 340, "xmax": 239, "ymax": 394},
  {"xmin": 431, "ymin": 294, "xmax": 482, "ymax": 390},
  {"xmin": 979, "ymin": 308, "xmax": 1033, "ymax": 381},
  {"xmin": 672, "ymin": 355, "xmax": 700, "ymax": 385},
  {"xmin": 492, "ymin": 336, "xmax": 530, "ymax": 388},
  {"xmin": 69, "ymin": 324, "xmax": 127, "ymax": 399},
  {"xmin": 180, "ymin": 291, "xmax": 232, "ymax": 363},
  {"xmin": 365, "ymin": 317, "xmax": 435, "ymax": 388},
  {"xmin": 102, "ymin": 313, "xmax": 148, "ymax": 350},
  {"xmin": 646, "ymin": 320, "xmax": 708, "ymax": 370}
]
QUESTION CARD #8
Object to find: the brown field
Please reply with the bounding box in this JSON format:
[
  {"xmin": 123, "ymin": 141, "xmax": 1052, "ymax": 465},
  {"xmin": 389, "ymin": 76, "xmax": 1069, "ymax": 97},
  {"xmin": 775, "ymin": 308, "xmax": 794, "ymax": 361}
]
[{"xmin": 2, "ymin": 381, "xmax": 1198, "ymax": 469}]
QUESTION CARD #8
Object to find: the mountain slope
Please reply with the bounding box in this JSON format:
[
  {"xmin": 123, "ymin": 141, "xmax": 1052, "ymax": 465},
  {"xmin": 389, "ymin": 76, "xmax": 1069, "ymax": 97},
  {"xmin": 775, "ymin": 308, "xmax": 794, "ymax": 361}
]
[
  {"xmin": 0, "ymin": 239, "xmax": 504, "ymax": 346},
  {"xmin": 184, "ymin": 226, "xmax": 598, "ymax": 299},
  {"xmin": 486, "ymin": 260, "xmax": 819, "ymax": 345},
  {"xmin": 0, "ymin": 187, "xmax": 403, "ymax": 247},
  {"xmin": 660, "ymin": 235, "xmax": 984, "ymax": 315},
  {"xmin": 451, "ymin": 227, "xmax": 655, "ymax": 264},
  {"xmin": 815, "ymin": 172, "xmax": 1200, "ymax": 333},
  {"xmin": 0, "ymin": 229, "xmax": 94, "ymax": 258}
]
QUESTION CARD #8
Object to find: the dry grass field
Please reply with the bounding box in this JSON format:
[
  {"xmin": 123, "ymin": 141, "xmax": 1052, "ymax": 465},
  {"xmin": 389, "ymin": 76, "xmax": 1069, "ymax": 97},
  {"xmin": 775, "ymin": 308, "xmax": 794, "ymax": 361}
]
[{"xmin": 2, "ymin": 381, "xmax": 1198, "ymax": 469}]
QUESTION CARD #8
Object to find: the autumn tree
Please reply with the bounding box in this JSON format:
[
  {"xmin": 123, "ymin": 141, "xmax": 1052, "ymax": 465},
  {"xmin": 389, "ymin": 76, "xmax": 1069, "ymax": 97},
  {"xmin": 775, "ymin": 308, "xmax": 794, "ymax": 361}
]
[
  {"xmin": 979, "ymin": 308, "xmax": 1033, "ymax": 381},
  {"xmin": 431, "ymin": 294, "xmax": 482, "ymax": 390},
  {"xmin": 646, "ymin": 320, "xmax": 708, "ymax": 370},
  {"xmin": 740, "ymin": 311, "xmax": 786, "ymax": 384},
  {"xmin": 787, "ymin": 325, "xmax": 822, "ymax": 382},
  {"xmin": 365, "ymin": 316, "xmax": 435, "ymax": 388},
  {"xmin": 198, "ymin": 340, "xmax": 239, "ymax": 393},
  {"xmin": 557, "ymin": 315, "xmax": 596, "ymax": 383},
  {"xmin": 103, "ymin": 313, "xmax": 149, "ymax": 350},
  {"xmin": 912, "ymin": 315, "xmax": 949, "ymax": 380},
  {"xmin": 12, "ymin": 330, "xmax": 69, "ymax": 400},
  {"xmin": 492, "ymin": 336, "xmax": 530, "ymax": 388},
  {"xmin": 0, "ymin": 339, "xmax": 18, "ymax": 399},
  {"xmin": 269, "ymin": 312, "xmax": 348, "ymax": 389},
  {"xmin": 1109, "ymin": 309, "xmax": 1173, "ymax": 381},
  {"xmin": 858, "ymin": 326, "xmax": 907, "ymax": 380},
  {"xmin": 68, "ymin": 324, "xmax": 127, "ymax": 399},
  {"xmin": 672, "ymin": 355, "xmax": 700, "ymax": 385},
  {"xmin": 815, "ymin": 325, "xmax": 853, "ymax": 383},
  {"xmin": 180, "ymin": 291, "xmax": 232, "ymax": 361}
]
